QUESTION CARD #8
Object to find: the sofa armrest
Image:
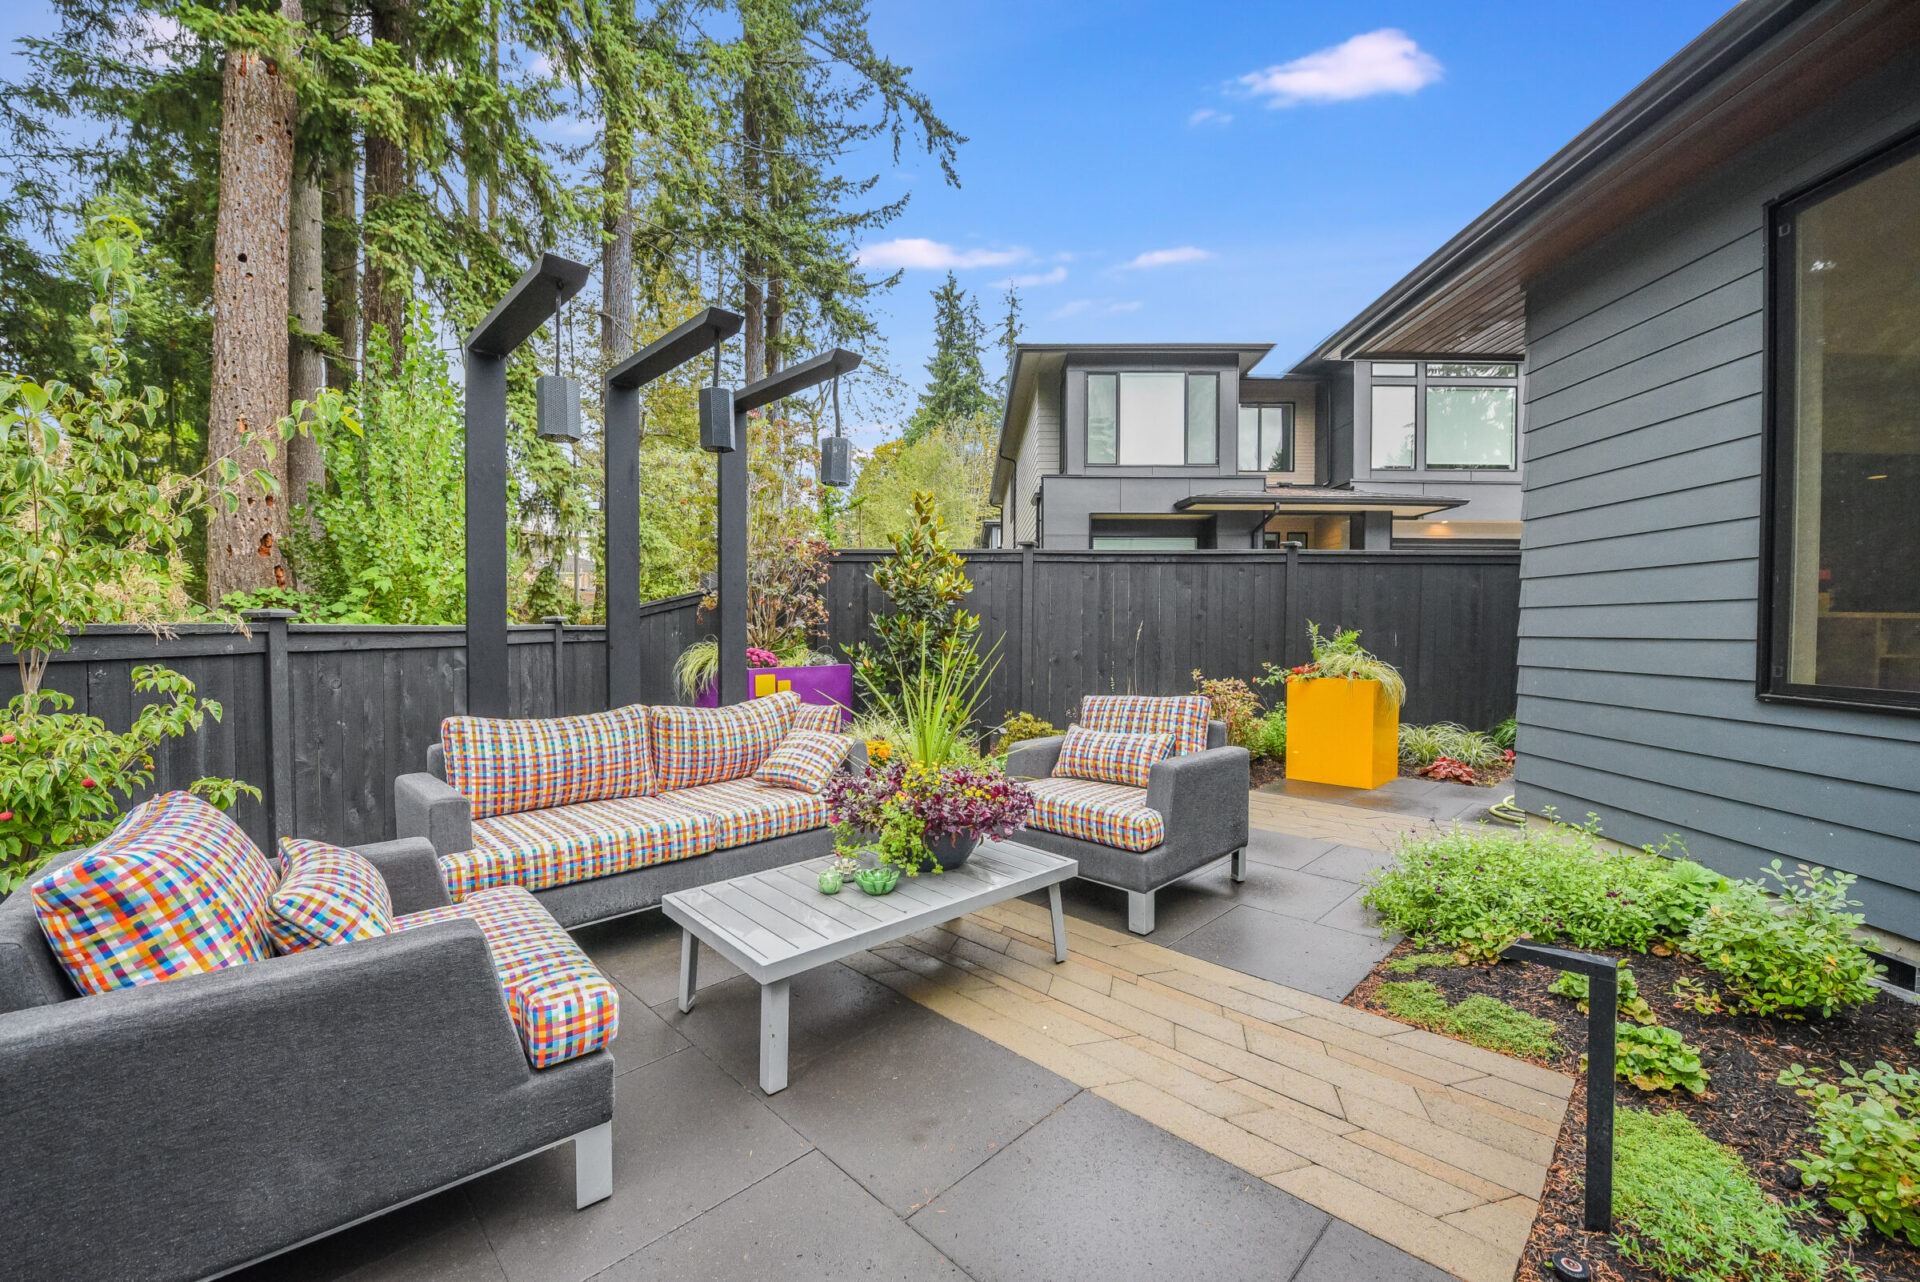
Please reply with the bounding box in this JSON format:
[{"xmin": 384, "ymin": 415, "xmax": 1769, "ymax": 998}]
[
  {"xmin": 845, "ymin": 738, "xmax": 869, "ymax": 775},
  {"xmin": 1005, "ymin": 733, "xmax": 1067, "ymax": 780},
  {"xmin": 396, "ymin": 771, "xmax": 473, "ymax": 855},
  {"xmin": 352, "ymin": 836, "xmax": 452, "ymax": 914},
  {"xmin": 0, "ymin": 921, "xmax": 601, "ymax": 1280},
  {"xmin": 1207, "ymin": 719, "xmax": 1228, "ymax": 750},
  {"xmin": 1145, "ymin": 746, "xmax": 1250, "ymax": 853}
]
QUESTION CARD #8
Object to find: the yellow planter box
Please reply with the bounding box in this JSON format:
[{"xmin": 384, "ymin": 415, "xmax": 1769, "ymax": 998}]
[{"xmin": 1285, "ymin": 677, "xmax": 1399, "ymax": 789}]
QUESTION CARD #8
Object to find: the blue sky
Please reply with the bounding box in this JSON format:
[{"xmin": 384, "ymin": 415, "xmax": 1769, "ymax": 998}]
[
  {"xmin": 852, "ymin": 0, "xmax": 1735, "ymax": 422},
  {"xmin": 0, "ymin": 1, "xmax": 1737, "ymax": 431}
]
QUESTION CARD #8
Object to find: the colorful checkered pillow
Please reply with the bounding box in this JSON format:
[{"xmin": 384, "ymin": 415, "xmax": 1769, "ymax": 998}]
[
  {"xmin": 441, "ymin": 703, "xmax": 654, "ymax": 819},
  {"xmin": 266, "ymin": 839, "xmax": 394, "ymax": 954},
  {"xmin": 649, "ymin": 691, "xmax": 799, "ymax": 791},
  {"xmin": 792, "ymin": 701, "xmax": 850, "ymax": 733},
  {"xmin": 1081, "ymin": 694, "xmax": 1212, "ymax": 757},
  {"xmin": 30, "ymin": 791, "xmax": 276, "ymax": 995},
  {"xmin": 1052, "ymin": 725, "xmax": 1173, "ymax": 788},
  {"xmin": 753, "ymin": 729, "xmax": 852, "ymax": 793}
]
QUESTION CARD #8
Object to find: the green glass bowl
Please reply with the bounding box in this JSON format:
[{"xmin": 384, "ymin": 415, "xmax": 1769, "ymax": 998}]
[
  {"xmin": 854, "ymin": 866, "xmax": 901, "ymax": 896},
  {"xmin": 817, "ymin": 870, "xmax": 844, "ymax": 895}
]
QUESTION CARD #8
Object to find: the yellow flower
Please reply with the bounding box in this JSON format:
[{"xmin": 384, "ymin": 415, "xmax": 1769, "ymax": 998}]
[{"xmin": 867, "ymin": 738, "xmax": 892, "ymax": 762}]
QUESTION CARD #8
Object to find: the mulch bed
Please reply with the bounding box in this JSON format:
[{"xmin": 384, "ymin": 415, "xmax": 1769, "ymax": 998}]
[
  {"xmin": 1245, "ymin": 756, "xmax": 1513, "ymax": 792},
  {"xmin": 1348, "ymin": 939, "xmax": 1920, "ymax": 1282}
]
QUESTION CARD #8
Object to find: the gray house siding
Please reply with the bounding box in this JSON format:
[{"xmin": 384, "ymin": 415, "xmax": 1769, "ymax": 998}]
[{"xmin": 1513, "ymin": 48, "xmax": 1920, "ymax": 936}]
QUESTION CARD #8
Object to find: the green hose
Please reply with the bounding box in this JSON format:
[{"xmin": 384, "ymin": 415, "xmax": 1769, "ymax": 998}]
[{"xmin": 1489, "ymin": 795, "xmax": 1527, "ymax": 826}]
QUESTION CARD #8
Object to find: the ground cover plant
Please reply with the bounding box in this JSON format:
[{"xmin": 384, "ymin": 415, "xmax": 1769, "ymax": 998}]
[
  {"xmin": 1373, "ymin": 980, "xmax": 1560, "ymax": 1059},
  {"xmin": 1398, "ymin": 721, "xmax": 1505, "ymax": 771}
]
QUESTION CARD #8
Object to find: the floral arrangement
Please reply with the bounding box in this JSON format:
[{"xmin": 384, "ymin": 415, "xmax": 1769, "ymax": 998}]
[
  {"xmin": 1258, "ymin": 621, "xmax": 1407, "ymax": 710},
  {"xmin": 824, "ymin": 759, "xmax": 1034, "ymax": 875},
  {"xmin": 746, "ymin": 646, "xmax": 780, "ymax": 668}
]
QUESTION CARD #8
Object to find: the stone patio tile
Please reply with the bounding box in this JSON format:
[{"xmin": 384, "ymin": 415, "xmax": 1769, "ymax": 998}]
[
  {"xmin": 1035, "ymin": 873, "xmax": 1242, "ymax": 942},
  {"xmin": 1077, "ymin": 1038, "xmax": 1266, "ymax": 1118},
  {"xmin": 1297, "ymin": 843, "xmax": 1399, "ymax": 884},
  {"xmin": 1095, "ymin": 1080, "xmax": 1307, "ymax": 1177},
  {"xmin": 1219, "ymin": 864, "xmax": 1369, "ymax": 923},
  {"xmin": 1348, "ymin": 1130, "xmax": 1521, "ymax": 1205},
  {"xmin": 1337, "ymin": 1095, "xmax": 1549, "ymax": 1199},
  {"xmin": 1141, "ymin": 966, "xmax": 1312, "ymax": 1023},
  {"xmin": 606, "ymin": 982, "xmax": 689, "ymax": 1077},
  {"xmin": 1434, "ymin": 1077, "xmax": 1569, "ymax": 1130},
  {"xmin": 1242, "ymin": 829, "xmax": 1337, "ymax": 869},
  {"xmin": 1267, "ymin": 1165, "xmax": 1519, "ymax": 1282},
  {"xmin": 1314, "ymin": 885, "xmax": 1394, "ymax": 939},
  {"xmin": 1240, "ymin": 1026, "xmax": 1429, "ymax": 1116},
  {"xmin": 961, "ymin": 979, "xmax": 1125, "ymax": 1045},
  {"xmin": 466, "ymin": 1047, "xmax": 811, "ymax": 1282},
  {"xmin": 943, "ymin": 933, "xmax": 1064, "ymax": 993},
  {"xmin": 1387, "ymin": 1029, "xmax": 1576, "ymax": 1098},
  {"xmin": 1105, "ymin": 975, "xmax": 1250, "ymax": 1046},
  {"xmin": 1409, "ymin": 1090, "xmax": 1561, "ymax": 1164},
  {"xmin": 1046, "ymin": 975, "xmax": 1178, "ymax": 1042},
  {"xmin": 912, "ymin": 1093, "xmax": 1326, "ymax": 1281},
  {"xmin": 1216, "ymin": 1078, "xmax": 1358, "ymax": 1137},
  {"xmin": 1442, "ymin": 1195, "xmax": 1540, "ymax": 1257},
  {"xmin": 1174, "ymin": 905, "xmax": 1396, "ymax": 1001},
  {"xmin": 574, "ymin": 913, "xmax": 740, "ymax": 1008},
  {"xmin": 1291, "ymin": 1219, "xmax": 1456, "ymax": 1282},
  {"xmin": 1120, "ymin": 1032, "xmax": 1234, "ymax": 1081},
  {"xmin": 593, "ymin": 1151, "xmax": 966, "ymax": 1281},
  {"xmin": 1169, "ymin": 1027, "xmax": 1347, "ymax": 1118},
  {"xmin": 1286, "ymin": 1014, "xmax": 1484, "ymax": 1086},
  {"xmin": 1232, "ymin": 1109, "xmax": 1486, "ymax": 1218},
  {"xmin": 866, "ymin": 969, "xmax": 1130, "ymax": 1090},
  {"xmin": 758, "ymin": 996, "xmax": 1081, "ymax": 1215}
]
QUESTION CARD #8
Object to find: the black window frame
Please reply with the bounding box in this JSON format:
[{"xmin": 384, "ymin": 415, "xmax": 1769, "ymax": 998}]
[
  {"xmin": 1758, "ymin": 124, "xmax": 1920, "ymax": 716},
  {"xmin": 1237, "ymin": 402, "xmax": 1296, "ymax": 473},
  {"xmin": 1363, "ymin": 359, "xmax": 1521, "ymax": 474},
  {"xmin": 1084, "ymin": 370, "xmax": 1218, "ymax": 468}
]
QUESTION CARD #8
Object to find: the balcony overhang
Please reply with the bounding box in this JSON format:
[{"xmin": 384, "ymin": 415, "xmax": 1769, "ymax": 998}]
[{"xmin": 1172, "ymin": 487, "xmax": 1469, "ymax": 519}]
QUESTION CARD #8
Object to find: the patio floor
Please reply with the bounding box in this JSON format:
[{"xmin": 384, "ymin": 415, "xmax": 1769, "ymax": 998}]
[{"xmin": 241, "ymin": 778, "xmax": 1558, "ymax": 1282}]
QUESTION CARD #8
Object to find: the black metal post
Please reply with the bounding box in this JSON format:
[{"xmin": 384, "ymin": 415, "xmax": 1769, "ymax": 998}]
[
  {"xmin": 720, "ymin": 348, "xmax": 863, "ymax": 707},
  {"xmin": 603, "ymin": 308, "xmax": 743, "ymax": 708},
  {"xmin": 464, "ymin": 253, "xmax": 590, "ymax": 718},
  {"xmin": 1502, "ymin": 940, "xmax": 1617, "ymax": 1233},
  {"xmin": 242, "ymin": 608, "xmax": 297, "ymax": 846}
]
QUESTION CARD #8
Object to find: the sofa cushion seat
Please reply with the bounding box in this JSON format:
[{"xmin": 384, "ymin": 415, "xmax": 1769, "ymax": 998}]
[
  {"xmin": 663, "ymin": 779, "xmax": 831, "ymax": 850},
  {"xmin": 446, "ymin": 795, "xmax": 716, "ymax": 900},
  {"xmin": 395, "ymin": 886, "xmax": 618, "ymax": 1067},
  {"xmin": 1023, "ymin": 778, "xmax": 1166, "ymax": 853}
]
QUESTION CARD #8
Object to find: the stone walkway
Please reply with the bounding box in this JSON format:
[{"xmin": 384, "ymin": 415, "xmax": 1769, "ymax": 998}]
[{"xmin": 849, "ymin": 898, "xmax": 1570, "ymax": 1282}]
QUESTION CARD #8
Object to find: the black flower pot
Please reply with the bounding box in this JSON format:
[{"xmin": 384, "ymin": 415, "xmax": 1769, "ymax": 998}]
[{"xmin": 921, "ymin": 834, "xmax": 979, "ymax": 872}]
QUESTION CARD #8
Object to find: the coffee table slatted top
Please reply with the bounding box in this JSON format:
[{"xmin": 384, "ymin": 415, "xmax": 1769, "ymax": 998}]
[{"xmin": 663, "ymin": 841, "xmax": 1076, "ymax": 985}]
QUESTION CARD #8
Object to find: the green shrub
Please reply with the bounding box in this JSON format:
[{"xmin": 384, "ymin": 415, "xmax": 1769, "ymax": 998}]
[
  {"xmin": 992, "ymin": 711, "xmax": 1060, "ymax": 756},
  {"xmin": 1190, "ymin": 671, "xmax": 1264, "ymax": 750},
  {"xmin": 1613, "ymin": 1108, "xmax": 1862, "ymax": 1282},
  {"xmin": 1398, "ymin": 722, "xmax": 1504, "ymax": 770},
  {"xmin": 1363, "ymin": 825, "xmax": 1717, "ymax": 962},
  {"xmin": 1253, "ymin": 708, "xmax": 1287, "ymax": 760},
  {"xmin": 1611, "ymin": 1024, "xmax": 1710, "ymax": 1096},
  {"xmin": 1685, "ymin": 862, "xmax": 1882, "ymax": 1019},
  {"xmin": 1549, "ymin": 966, "xmax": 1658, "ymax": 1024},
  {"xmin": 1383, "ymin": 951, "xmax": 1455, "ymax": 976},
  {"xmin": 1489, "ymin": 715, "xmax": 1517, "ymax": 750},
  {"xmin": 1374, "ymin": 981, "xmax": 1560, "ymax": 1059},
  {"xmin": 1781, "ymin": 1059, "xmax": 1920, "ymax": 1246}
]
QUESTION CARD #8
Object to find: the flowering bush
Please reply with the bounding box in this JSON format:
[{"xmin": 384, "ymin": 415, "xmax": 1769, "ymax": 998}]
[
  {"xmin": 1190, "ymin": 670, "xmax": 1263, "ymax": 750},
  {"xmin": 746, "ymin": 647, "xmax": 780, "ymax": 668},
  {"xmin": 1417, "ymin": 756, "xmax": 1478, "ymax": 784},
  {"xmin": 825, "ymin": 759, "xmax": 1034, "ymax": 875}
]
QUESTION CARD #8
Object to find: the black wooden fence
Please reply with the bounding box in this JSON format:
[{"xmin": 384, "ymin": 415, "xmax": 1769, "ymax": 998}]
[{"xmin": 2, "ymin": 549, "xmax": 1517, "ymax": 851}]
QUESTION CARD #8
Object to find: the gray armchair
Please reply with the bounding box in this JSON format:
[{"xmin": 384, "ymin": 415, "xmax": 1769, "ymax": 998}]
[
  {"xmin": 0, "ymin": 836, "xmax": 614, "ymax": 1282},
  {"xmin": 1007, "ymin": 720, "xmax": 1251, "ymax": 934}
]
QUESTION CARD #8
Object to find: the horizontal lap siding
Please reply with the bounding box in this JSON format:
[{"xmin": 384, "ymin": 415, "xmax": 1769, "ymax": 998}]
[{"xmin": 1514, "ymin": 55, "xmax": 1920, "ymax": 932}]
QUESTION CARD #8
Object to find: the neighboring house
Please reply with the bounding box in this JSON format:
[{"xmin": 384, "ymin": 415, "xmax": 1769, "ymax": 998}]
[
  {"xmin": 1312, "ymin": 0, "xmax": 1919, "ymax": 954},
  {"xmin": 989, "ymin": 343, "xmax": 1526, "ymax": 549}
]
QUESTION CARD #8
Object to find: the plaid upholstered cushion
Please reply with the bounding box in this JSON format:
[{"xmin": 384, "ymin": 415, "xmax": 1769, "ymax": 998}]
[
  {"xmin": 753, "ymin": 729, "xmax": 852, "ymax": 793},
  {"xmin": 1023, "ymin": 778, "xmax": 1166, "ymax": 853},
  {"xmin": 648, "ymin": 691, "xmax": 799, "ymax": 791},
  {"xmin": 1052, "ymin": 726, "xmax": 1172, "ymax": 789},
  {"xmin": 30, "ymin": 791, "xmax": 276, "ymax": 995},
  {"xmin": 446, "ymin": 794, "xmax": 715, "ymax": 900},
  {"xmin": 396, "ymin": 887, "xmax": 618, "ymax": 1068},
  {"xmin": 441, "ymin": 704, "xmax": 654, "ymax": 820},
  {"xmin": 662, "ymin": 779, "xmax": 831, "ymax": 850},
  {"xmin": 1081, "ymin": 695, "xmax": 1212, "ymax": 758},
  {"xmin": 267, "ymin": 839, "xmax": 394, "ymax": 954},
  {"xmin": 792, "ymin": 701, "xmax": 850, "ymax": 733}
]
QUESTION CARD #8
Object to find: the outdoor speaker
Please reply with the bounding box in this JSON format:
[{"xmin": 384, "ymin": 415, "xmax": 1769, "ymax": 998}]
[
  {"xmin": 699, "ymin": 385, "xmax": 735, "ymax": 452},
  {"xmin": 820, "ymin": 435, "xmax": 853, "ymax": 487},
  {"xmin": 535, "ymin": 374, "xmax": 582, "ymax": 443}
]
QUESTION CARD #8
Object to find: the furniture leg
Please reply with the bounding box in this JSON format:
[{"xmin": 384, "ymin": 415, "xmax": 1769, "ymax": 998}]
[
  {"xmin": 678, "ymin": 930, "xmax": 699, "ymax": 1013},
  {"xmin": 1048, "ymin": 882, "xmax": 1069, "ymax": 963},
  {"xmin": 760, "ymin": 978, "xmax": 790, "ymax": 1094},
  {"xmin": 1127, "ymin": 890, "xmax": 1155, "ymax": 935},
  {"xmin": 574, "ymin": 1121, "xmax": 613, "ymax": 1209},
  {"xmin": 1231, "ymin": 846, "xmax": 1247, "ymax": 883}
]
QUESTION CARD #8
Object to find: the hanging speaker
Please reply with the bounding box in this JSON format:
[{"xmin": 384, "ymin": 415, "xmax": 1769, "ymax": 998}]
[
  {"xmin": 536, "ymin": 374, "xmax": 582, "ymax": 443},
  {"xmin": 820, "ymin": 434, "xmax": 853, "ymax": 488},
  {"xmin": 698, "ymin": 386, "xmax": 736, "ymax": 452}
]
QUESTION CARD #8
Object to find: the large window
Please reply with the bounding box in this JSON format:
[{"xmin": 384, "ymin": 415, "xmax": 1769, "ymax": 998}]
[
  {"xmin": 1367, "ymin": 360, "xmax": 1519, "ymax": 471},
  {"xmin": 1237, "ymin": 404, "xmax": 1294, "ymax": 472},
  {"xmin": 1765, "ymin": 131, "xmax": 1920, "ymax": 710},
  {"xmin": 1085, "ymin": 372, "xmax": 1217, "ymax": 466}
]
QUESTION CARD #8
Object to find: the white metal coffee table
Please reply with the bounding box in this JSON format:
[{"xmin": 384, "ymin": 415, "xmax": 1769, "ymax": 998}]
[{"xmin": 661, "ymin": 841, "xmax": 1078, "ymax": 1093}]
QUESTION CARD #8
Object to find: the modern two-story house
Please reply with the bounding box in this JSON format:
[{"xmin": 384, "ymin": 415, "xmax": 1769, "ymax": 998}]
[{"xmin": 989, "ymin": 342, "xmax": 1526, "ymax": 549}]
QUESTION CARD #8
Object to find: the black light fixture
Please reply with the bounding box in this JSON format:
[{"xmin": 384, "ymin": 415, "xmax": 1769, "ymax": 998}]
[
  {"xmin": 698, "ymin": 338, "xmax": 734, "ymax": 453},
  {"xmin": 536, "ymin": 280, "xmax": 583, "ymax": 444},
  {"xmin": 820, "ymin": 368, "xmax": 852, "ymax": 488}
]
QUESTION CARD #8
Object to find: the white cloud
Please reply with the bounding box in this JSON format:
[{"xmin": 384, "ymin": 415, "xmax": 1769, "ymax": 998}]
[
  {"xmin": 858, "ymin": 238, "xmax": 1027, "ymax": 271},
  {"xmin": 1119, "ymin": 246, "xmax": 1212, "ymax": 271},
  {"xmin": 1187, "ymin": 108, "xmax": 1234, "ymax": 127},
  {"xmin": 1239, "ymin": 29, "xmax": 1441, "ymax": 107},
  {"xmin": 1001, "ymin": 266, "xmax": 1068, "ymax": 288},
  {"xmin": 1052, "ymin": 299, "xmax": 1143, "ymax": 319}
]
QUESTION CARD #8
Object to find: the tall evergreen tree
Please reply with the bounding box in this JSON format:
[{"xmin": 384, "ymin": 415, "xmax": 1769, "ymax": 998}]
[
  {"xmin": 906, "ymin": 271, "xmax": 994, "ymax": 443},
  {"xmin": 996, "ymin": 284, "xmax": 1022, "ymax": 397}
]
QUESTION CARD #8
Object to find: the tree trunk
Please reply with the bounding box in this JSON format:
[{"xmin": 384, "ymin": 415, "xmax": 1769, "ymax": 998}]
[
  {"xmin": 362, "ymin": 0, "xmax": 410, "ymax": 372},
  {"xmin": 205, "ymin": 39, "xmax": 296, "ymax": 603},
  {"xmin": 765, "ymin": 273, "xmax": 784, "ymax": 376},
  {"xmin": 600, "ymin": 156, "xmax": 633, "ymax": 362},
  {"xmin": 742, "ymin": 255, "xmax": 765, "ymax": 385},
  {"xmin": 288, "ymin": 148, "xmax": 326, "ymax": 524}
]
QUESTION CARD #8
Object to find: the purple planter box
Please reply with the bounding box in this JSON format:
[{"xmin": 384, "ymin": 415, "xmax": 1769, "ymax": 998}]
[{"xmin": 696, "ymin": 663, "xmax": 853, "ymax": 727}]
